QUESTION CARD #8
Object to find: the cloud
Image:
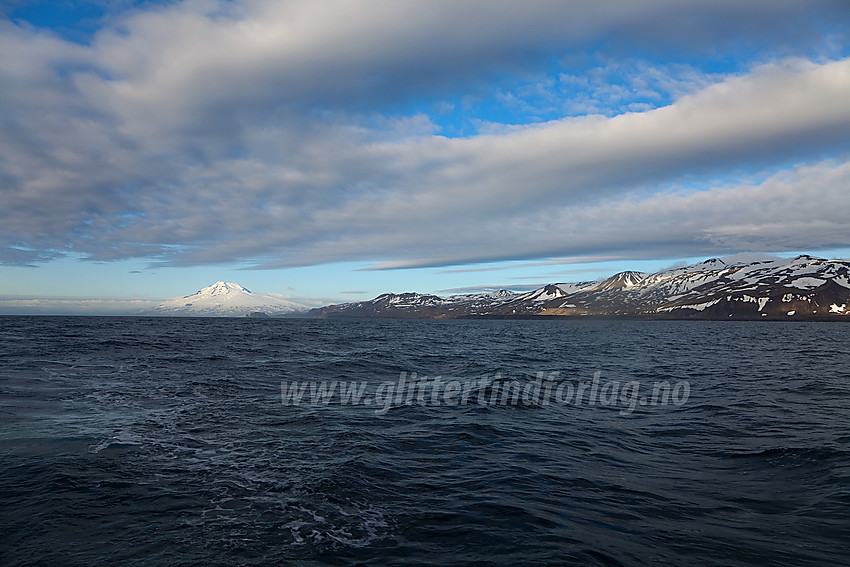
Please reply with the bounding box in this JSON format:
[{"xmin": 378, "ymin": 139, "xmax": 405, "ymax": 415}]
[
  {"xmin": 0, "ymin": 296, "xmax": 163, "ymax": 315},
  {"xmin": 0, "ymin": 292, "xmax": 333, "ymax": 314},
  {"xmin": 1, "ymin": 1, "xmax": 850, "ymax": 270},
  {"xmin": 361, "ymin": 158, "xmax": 850, "ymax": 269},
  {"xmin": 252, "ymin": 59, "xmax": 850, "ymax": 269},
  {"xmin": 75, "ymin": 0, "xmax": 850, "ymax": 133},
  {"xmin": 439, "ymin": 284, "xmax": 551, "ymax": 294},
  {"xmin": 437, "ymin": 257, "xmax": 627, "ymax": 274}
]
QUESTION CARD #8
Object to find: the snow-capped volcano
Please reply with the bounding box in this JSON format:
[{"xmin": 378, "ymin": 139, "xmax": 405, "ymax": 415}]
[
  {"xmin": 141, "ymin": 281, "xmax": 307, "ymax": 317},
  {"xmin": 198, "ymin": 281, "xmax": 252, "ymax": 296}
]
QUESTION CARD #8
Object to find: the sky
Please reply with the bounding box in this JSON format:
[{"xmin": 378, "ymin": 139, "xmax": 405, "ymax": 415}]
[{"xmin": 1, "ymin": 0, "xmax": 850, "ymax": 314}]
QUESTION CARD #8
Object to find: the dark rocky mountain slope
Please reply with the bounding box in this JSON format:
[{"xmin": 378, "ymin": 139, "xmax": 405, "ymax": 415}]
[{"xmin": 307, "ymin": 256, "xmax": 850, "ymax": 320}]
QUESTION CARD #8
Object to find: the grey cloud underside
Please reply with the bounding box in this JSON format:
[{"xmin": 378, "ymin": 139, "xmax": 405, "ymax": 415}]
[{"xmin": 1, "ymin": 1, "xmax": 850, "ymax": 268}]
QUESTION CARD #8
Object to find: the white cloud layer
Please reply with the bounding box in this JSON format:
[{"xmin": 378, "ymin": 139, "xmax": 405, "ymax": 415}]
[
  {"xmin": 0, "ymin": 296, "xmax": 162, "ymax": 315},
  {"xmin": 1, "ymin": 0, "xmax": 849, "ymax": 270}
]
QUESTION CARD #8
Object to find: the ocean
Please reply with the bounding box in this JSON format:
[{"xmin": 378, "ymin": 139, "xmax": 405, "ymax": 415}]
[{"xmin": 1, "ymin": 316, "xmax": 849, "ymax": 566}]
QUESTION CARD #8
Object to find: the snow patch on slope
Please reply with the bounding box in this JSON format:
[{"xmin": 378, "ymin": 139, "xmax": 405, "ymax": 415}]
[
  {"xmin": 657, "ymin": 298, "xmax": 722, "ymax": 312},
  {"xmin": 790, "ymin": 277, "xmax": 826, "ymax": 289}
]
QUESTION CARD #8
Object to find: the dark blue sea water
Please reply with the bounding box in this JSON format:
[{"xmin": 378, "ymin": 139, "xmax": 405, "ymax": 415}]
[{"xmin": 1, "ymin": 316, "xmax": 849, "ymax": 566}]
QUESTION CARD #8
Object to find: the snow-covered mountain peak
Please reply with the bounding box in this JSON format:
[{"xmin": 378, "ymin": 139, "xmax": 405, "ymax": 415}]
[
  {"xmin": 446, "ymin": 289, "xmax": 518, "ymax": 302},
  {"xmin": 143, "ymin": 281, "xmax": 306, "ymax": 317},
  {"xmin": 682, "ymin": 258, "xmax": 727, "ymax": 272},
  {"xmin": 785, "ymin": 254, "xmax": 826, "ymax": 268},
  {"xmin": 718, "ymin": 252, "xmax": 782, "ymax": 266},
  {"xmin": 487, "ymin": 289, "xmax": 517, "ymax": 300},
  {"xmin": 587, "ymin": 271, "xmax": 647, "ymax": 291},
  {"xmin": 518, "ymin": 284, "xmax": 569, "ymax": 302},
  {"xmin": 189, "ymin": 281, "xmax": 250, "ymax": 297}
]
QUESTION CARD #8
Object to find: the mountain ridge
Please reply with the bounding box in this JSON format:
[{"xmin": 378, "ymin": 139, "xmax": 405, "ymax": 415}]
[{"xmin": 307, "ymin": 255, "xmax": 850, "ymax": 321}]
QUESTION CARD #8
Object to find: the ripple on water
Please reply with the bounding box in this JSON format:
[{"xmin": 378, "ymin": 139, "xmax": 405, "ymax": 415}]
[{"xmin": 1, "ymin": 317, "xmax": 849, "ymax": 566}]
